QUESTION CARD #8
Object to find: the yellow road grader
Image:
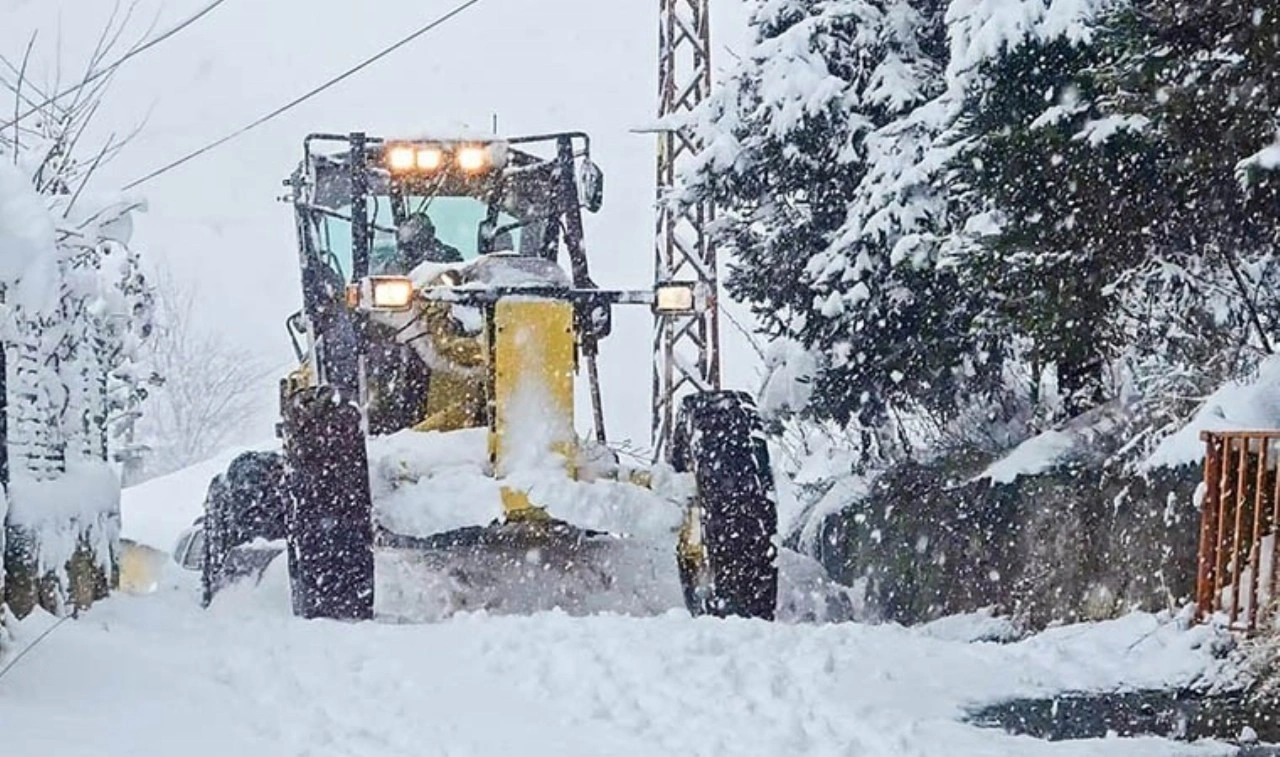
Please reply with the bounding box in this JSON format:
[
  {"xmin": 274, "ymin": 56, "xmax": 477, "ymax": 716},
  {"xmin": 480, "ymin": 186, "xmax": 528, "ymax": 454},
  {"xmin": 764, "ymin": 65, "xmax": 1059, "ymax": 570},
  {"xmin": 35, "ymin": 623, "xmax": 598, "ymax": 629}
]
[{"xmin": 195, "ymin": 131, "xmax": 778, "ymax": 620}]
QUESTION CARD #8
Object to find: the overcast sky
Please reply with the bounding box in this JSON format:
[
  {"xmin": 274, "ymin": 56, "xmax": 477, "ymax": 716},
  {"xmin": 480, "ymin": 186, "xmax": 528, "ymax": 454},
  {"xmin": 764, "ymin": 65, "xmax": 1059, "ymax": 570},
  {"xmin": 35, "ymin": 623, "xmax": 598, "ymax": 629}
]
[{"xmin": 3, "ymin": 0, "xmax": 756, "ymax": 450}]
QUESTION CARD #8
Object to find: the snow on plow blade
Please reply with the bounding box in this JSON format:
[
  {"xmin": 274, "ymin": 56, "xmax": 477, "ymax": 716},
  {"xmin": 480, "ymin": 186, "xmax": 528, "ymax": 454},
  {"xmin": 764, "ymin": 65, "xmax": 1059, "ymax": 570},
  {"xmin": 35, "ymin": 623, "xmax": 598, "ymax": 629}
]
[
  {"xmin": 205, "ymin": 521, "xmax": 684, "ymax": 621},
  {"xmin": 372, "ymin": 522, "xmax": 863, "ymax": 623},
  {"xmin": 206, "ymin": 522, "xmax": 859, "ymax": 624},
  {"xmin": 373, "ymin": 521, "xmax": 683, "ymax": 622},
  {"xmin": 197, "ymin": 430, "xmax": 860, "ymax": 623}
]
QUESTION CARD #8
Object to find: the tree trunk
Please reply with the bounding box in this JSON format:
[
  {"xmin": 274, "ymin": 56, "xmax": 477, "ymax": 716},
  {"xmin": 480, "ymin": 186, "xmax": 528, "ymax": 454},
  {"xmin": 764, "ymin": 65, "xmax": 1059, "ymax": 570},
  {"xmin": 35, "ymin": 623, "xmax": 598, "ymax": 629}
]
[
  {"xmin": 3, "ymin": 525, "xmax": 59, "ymax": 618},
  {"xmin": 1058, "ymin": 354, "xmax": 1105, "ymax": 420}
]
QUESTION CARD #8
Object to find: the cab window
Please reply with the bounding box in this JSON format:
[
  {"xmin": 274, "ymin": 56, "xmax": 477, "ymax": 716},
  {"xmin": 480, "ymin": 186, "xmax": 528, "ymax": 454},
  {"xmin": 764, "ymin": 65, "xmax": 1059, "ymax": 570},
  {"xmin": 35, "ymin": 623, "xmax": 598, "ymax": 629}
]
[{"xmin": 316, "ymin": 196, "xmax": 522, "ymax": 281}]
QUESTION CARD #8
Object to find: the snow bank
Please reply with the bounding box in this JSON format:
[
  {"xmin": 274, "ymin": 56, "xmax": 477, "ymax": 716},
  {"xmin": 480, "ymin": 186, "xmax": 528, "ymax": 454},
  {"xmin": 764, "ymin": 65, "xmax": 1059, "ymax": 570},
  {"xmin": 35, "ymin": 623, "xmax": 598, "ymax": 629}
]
[
  {"xmin": 978, "ymin": 429, "xmax": 1077, "ymax": 484},
  {"xmin": 1143, "ymin": 356, "xmax": 1280, "ymax": 470},
  {"xmin": 919, "ymin": 606, "xmax": 1022, "ymax": 643},
  {"xmin": 975, "ymin": 402, "xmax": 1128, "ymax": 484},
  {"xmin": 968, "ymin": 356, "xmax": 1280, "ymax": 481}
]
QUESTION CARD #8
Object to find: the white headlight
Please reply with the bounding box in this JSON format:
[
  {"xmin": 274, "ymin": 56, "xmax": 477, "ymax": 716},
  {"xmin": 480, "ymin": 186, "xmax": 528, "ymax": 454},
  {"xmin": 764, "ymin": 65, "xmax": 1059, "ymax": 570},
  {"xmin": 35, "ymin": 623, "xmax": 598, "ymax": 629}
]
[
  {"xmin": 416, "ymin": 148, "xmax": 444, "ymax": 170},
  {"xmin": 654, "ymin": 283, "xmax": 697, "ymax": 314},
  {"xmin": 369, "ymin": 276, "xmax": 415, "ymax": 310},
  {"xmin": 386, "ymin": 145, "xmax": 416, "ymax": 172},
  {"xmin": 456, "ymin": 145, "xmax": 489, "ymax": 173}
]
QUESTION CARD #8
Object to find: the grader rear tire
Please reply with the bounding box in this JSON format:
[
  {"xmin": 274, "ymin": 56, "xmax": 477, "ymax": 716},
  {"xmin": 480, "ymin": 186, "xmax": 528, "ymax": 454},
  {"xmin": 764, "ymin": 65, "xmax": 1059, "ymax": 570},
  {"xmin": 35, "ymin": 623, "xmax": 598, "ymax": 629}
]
[
  {"xmin": 201, "ymin": 451, "xmax": 287, "ymax": 606},
  {"xmin": 672, "ymin": 391, "xmax": 778, "ymax": 620}
]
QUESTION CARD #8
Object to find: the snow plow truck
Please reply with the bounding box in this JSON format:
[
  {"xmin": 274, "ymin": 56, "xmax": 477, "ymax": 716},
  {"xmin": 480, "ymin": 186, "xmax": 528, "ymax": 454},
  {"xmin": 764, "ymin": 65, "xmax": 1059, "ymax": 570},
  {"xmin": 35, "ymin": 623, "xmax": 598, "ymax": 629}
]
[{"xmin": 192, "ymin": 131, "xmax": 778, "ymax": 621}]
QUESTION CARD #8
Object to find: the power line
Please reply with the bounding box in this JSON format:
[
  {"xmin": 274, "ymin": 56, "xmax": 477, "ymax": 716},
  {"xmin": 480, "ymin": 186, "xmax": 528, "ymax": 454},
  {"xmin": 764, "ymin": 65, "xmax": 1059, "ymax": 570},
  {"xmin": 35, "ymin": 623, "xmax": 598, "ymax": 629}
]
[
  {"xmin": 123, "ymin": 0, "xmax": 486, "ymax": 191},
  {"xmin": 0, "ymin": 0, "xmax": 233, "ymax": 133},
  {"xmin": 0, "ymin": 615, "xmax": 71, "ymax": 683}
]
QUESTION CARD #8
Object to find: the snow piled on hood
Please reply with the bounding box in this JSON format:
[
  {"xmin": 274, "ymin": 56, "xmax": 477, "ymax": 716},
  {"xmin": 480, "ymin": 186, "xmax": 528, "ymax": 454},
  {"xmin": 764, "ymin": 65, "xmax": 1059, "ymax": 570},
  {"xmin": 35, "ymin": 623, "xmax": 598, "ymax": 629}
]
[{"xmin": 121, "ymin": 441, "xmax": 281, "ymax": 553}]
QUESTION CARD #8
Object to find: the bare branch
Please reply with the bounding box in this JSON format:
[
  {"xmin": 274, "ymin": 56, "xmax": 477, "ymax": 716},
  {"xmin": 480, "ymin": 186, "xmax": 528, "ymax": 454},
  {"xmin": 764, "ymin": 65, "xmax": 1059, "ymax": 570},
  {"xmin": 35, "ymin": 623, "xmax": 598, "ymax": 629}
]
[
  {"xmin": 12, "ymin": 32, "xmax": 37, "ymax": 164},
  {"xmin": 0, "ymin": 0, "xmax": 231, "ymax": 134},
  {"xmin": 1215, "ymin": 243, "xmax": 1274, "ymax": 354},
  {"xmin": 65, "ymin": 132, "xmax": 116, "ymax": 216}
]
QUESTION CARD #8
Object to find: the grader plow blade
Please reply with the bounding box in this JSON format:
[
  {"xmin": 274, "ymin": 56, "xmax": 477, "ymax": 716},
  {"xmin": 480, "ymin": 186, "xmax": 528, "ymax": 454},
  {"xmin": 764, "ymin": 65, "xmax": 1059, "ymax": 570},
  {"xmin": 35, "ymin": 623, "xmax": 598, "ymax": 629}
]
[{"xmin": 373, "ymin": 521, "xmax": 683, "ymax": 621}]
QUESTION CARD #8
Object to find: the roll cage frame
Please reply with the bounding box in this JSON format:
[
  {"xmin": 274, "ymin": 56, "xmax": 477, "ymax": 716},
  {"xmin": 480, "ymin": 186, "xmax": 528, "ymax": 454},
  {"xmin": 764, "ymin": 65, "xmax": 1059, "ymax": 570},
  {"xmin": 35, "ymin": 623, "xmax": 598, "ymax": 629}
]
[{"xmin": 281, "ymin": 131, "xmax": 611, "ymax": 420}]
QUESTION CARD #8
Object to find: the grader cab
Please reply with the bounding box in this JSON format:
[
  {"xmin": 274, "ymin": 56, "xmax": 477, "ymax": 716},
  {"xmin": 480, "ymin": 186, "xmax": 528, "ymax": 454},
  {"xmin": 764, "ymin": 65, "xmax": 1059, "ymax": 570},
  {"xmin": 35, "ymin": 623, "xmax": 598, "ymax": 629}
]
[{"xmin": 197, "ymin": 131, "xmax": 779, "ymax": 621}]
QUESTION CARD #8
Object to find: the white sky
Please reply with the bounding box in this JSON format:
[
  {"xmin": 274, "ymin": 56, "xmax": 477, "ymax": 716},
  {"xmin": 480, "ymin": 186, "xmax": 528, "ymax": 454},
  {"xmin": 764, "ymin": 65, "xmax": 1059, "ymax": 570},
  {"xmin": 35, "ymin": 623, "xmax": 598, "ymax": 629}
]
[{"xmin": 2, "ymin": 0, "xmax": 757, "ymax": 450}]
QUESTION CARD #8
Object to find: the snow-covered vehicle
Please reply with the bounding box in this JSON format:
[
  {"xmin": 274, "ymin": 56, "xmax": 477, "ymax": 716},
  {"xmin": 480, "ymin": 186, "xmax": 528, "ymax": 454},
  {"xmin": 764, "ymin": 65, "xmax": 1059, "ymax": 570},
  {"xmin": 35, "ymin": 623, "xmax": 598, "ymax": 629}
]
[{"xmin": 193, "ymin": 131, "xmax": 778, "ymax": 621}]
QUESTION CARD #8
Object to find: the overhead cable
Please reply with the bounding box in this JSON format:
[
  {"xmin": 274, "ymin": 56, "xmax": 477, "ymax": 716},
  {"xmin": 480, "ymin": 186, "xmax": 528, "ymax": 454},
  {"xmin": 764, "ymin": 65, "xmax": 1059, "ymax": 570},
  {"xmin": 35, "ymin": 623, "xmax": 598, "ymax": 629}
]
[{"xmin": 123, "ymin": 0, "xmax": 485, "ymax": 191}]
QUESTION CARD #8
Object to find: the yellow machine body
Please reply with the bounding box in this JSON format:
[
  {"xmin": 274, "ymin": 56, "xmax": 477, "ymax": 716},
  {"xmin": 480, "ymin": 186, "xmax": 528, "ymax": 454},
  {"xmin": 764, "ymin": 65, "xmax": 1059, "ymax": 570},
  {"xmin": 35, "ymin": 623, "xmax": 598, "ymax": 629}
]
[
  {"xmin": 488, "ymin": 298, "xmax": 577, "ymax": 518},
  {"xmin": 292, "ymin": 293, "xmax": 586, "ymax": 520}
]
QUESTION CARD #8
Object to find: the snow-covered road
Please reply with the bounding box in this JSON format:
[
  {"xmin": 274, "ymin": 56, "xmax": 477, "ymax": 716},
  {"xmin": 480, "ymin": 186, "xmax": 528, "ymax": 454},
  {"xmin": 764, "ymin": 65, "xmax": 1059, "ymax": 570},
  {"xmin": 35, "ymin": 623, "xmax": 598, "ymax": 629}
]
[
  {"xmin": 0, "ymin": 565, "xmax": 1240, "ymax": 757},
  {"xmin": 0, "ymin": 431, "xmax": 1245, "ymax": 756}
]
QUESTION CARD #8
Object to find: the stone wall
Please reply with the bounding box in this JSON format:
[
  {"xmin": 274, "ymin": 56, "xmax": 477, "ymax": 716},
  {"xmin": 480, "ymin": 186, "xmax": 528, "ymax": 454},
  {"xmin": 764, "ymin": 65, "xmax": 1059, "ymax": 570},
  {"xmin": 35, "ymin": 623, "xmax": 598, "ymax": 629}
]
[{"xmin": 810, "ymin": 450, "xmax": 1202, "ymax": 629}]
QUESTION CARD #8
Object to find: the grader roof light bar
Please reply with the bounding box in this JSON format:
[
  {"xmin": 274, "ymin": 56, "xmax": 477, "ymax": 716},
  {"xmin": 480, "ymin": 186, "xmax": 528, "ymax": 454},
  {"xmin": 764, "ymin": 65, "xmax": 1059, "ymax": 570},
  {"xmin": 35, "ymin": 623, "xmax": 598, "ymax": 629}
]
[
  {"xmin": 383, "ymin": 141, "xmax": 507, "ymax": 175},
  {"xmin": 346, "ymin": 277, "xmax": 703, "ymax": 314}
]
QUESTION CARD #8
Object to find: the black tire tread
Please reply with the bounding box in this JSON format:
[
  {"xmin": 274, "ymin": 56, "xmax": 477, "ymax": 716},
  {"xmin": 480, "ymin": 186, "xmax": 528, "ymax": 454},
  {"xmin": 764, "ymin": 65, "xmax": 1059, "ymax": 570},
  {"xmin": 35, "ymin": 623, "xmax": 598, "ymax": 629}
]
[{"xmin": 673, "ymin": 391, "xmax": 778, "ymax": 620}]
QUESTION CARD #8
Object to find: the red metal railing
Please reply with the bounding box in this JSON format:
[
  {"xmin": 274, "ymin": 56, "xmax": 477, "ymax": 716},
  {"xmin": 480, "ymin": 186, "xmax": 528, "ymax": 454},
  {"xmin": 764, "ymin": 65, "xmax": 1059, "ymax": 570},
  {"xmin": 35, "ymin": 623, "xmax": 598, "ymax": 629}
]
[{"xmin": 1197, "ymin": 431, "xmax": 1280, "ymax": 633}]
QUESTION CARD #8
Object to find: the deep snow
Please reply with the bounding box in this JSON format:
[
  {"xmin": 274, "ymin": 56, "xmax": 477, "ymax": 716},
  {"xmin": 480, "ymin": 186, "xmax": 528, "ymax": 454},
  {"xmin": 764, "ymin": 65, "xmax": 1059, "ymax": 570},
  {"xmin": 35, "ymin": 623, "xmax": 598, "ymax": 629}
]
[
  {"xmin": 3, "ymin": 430, "xmax": 1242, "ymax": 756},
  {"xmin": 0, "ymin": 565, "xmax": 1243, "ymax": 757},
  {"xmin": 119, "ymin": 428, "xmax": 858, "ymax": 623}
]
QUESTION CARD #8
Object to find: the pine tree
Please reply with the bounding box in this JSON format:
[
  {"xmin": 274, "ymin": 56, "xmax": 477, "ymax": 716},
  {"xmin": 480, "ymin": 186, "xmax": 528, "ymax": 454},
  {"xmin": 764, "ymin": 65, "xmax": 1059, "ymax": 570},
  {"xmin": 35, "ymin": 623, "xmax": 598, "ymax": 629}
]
[
  {"xmin": 688, "ymin": 0, "xmax": 981, "ymax": 456},
  {"xmin": 952, "ymin": 0, "xmax": 1280, "ymax": 452},
  {"xmin": 955, "ymin": 35, "xmax": 1163, "ymax": 420}
]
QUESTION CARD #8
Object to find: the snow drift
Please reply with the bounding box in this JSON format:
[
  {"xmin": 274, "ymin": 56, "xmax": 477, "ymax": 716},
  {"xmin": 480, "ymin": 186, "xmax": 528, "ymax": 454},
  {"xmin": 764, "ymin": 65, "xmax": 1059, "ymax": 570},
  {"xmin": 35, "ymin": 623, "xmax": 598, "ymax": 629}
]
[{"xmin": 122, "ymin": 428, "xmax": 860, "ymax": 623}]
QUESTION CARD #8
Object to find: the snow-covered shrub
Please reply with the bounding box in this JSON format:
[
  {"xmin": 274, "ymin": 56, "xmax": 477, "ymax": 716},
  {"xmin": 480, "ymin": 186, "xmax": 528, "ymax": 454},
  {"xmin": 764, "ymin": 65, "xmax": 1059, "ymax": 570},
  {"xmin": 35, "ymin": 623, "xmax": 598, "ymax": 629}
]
[{"xmin": 1, "ymin": 89, "xmax": 155, "ymax": 618}]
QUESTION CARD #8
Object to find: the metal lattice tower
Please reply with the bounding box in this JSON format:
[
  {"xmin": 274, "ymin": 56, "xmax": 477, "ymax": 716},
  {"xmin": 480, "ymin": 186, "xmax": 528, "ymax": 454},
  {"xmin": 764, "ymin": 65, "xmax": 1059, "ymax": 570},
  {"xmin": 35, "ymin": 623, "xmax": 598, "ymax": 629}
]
[{"xmin": 652, "ymin": 0, "xmax": 719, "ymax": 461}]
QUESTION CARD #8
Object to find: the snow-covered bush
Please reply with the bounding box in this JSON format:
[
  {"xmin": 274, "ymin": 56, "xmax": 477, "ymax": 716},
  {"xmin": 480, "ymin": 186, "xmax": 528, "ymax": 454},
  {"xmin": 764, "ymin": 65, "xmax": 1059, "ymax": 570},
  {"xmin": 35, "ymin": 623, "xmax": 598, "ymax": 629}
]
[
  {"xmin": 1, "ymin": 43, "xmax": 155, "ymax": 618},
  {"xmin": 1, "ymin": 146, "xmax": 154, "ymax": 616}
]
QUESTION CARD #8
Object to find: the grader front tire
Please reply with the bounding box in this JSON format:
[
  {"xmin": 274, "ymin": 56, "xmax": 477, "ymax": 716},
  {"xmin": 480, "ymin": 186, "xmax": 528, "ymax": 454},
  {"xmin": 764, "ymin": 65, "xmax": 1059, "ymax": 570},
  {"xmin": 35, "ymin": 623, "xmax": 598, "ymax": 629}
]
[
  {"xmin": 673, "ymin": 391, "xmax": 778, "ymax": 621},
  {"xmin": 281, "ymin": 387, "xmax": 375, "ymax": 621}
]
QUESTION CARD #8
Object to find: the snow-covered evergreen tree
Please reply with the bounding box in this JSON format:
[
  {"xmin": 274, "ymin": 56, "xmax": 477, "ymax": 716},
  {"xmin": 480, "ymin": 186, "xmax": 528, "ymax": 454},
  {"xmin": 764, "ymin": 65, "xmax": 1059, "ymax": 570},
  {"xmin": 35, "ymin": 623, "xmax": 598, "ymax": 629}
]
[
  {"xmin": 687, "ymin": 0, "xmax": 986, "ymax": 462},
  {"xmin": 954, "ymin": 35, "xmax": 1152, "ymax": 422},
  {"xmin": 952, "ymin": 0, "xmax": 1280, "ymax": 458}
]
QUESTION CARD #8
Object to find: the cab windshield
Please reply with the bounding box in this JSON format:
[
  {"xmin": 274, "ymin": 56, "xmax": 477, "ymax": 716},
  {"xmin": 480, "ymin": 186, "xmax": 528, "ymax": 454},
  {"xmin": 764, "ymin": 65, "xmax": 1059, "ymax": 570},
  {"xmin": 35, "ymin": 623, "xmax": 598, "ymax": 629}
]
[{"xmin": 317, "ymin": 195, "xmax": 523, "ymax": 281}]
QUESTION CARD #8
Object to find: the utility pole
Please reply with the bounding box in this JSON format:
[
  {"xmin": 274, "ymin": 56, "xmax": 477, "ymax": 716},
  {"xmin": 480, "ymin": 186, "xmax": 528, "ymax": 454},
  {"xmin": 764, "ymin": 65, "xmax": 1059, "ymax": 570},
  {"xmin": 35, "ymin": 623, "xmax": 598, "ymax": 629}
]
[{"xmin": 652, "ymin": 0, "xmax": 719, "ymax": 461}]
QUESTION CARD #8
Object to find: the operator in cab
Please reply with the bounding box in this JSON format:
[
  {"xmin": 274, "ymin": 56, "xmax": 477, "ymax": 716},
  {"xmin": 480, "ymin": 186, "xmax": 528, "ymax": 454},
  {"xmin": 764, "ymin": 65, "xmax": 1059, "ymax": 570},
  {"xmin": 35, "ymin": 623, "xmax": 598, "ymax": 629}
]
[
  {"xmin": 370, "ymin": 211, "xmax": 464, "ymax": 275},
  {"xmin": 398, "ymin": 212, "xmax": 463, "ymax": 266}
]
